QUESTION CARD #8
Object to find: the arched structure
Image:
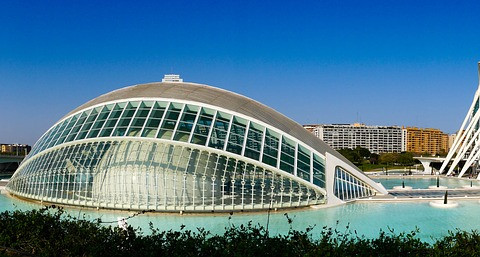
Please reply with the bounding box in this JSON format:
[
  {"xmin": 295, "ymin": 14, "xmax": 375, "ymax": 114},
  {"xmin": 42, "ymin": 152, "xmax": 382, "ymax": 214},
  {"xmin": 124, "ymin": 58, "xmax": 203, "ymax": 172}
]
[
  {"xmin": 6, "ymin": 78, "xmax": 387, "ymax": 212},
  {"xmin": 440, "ymin": 63, "xmax": 480, "ymax": 178}
]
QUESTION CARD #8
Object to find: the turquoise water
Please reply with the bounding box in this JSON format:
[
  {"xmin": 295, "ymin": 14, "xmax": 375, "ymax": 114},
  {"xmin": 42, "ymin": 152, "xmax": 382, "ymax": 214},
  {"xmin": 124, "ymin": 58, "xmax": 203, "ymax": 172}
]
[
  {"xmin": 2, "ymin": 174, "xmax": 479, "ymax": 241},
  {"xmin": 2, "ymin": 192, "xmax": 480, "ymax": 242},
  {"xmin": 372, "ymin": 176, "xmax": 480, "ymax": 189}
]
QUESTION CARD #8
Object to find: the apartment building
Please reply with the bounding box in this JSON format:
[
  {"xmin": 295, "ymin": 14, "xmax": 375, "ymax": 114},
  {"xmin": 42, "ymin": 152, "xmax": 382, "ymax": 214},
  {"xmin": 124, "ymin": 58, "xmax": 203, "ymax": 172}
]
[
  {"xmin": 403, "ymin": 127, "xmax": 449, "ymax": 155},
  {"xmin": 303, "ymin": 123, "xmax": 403, "ymax": 154}
]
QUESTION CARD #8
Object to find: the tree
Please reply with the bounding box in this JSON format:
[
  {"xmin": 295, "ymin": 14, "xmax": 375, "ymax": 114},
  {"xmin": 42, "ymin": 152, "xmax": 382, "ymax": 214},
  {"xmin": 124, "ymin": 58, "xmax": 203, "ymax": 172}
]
[
  {"xmin": 397, "ymin": 152, "xmax": 414, "ymax": 165},
  {"xmin": 379, "ymin": 153, "xmax": 398, "ymax": 165},
  {"xmin": 355, "ymin": 146, "xmax": 371, "ymax": 159},
  {"xmin": 338, "ymin": 148, "xmax": 361, "ymax": 165},
  {"xmin": 369, "ymin": 153, "xmax": 379, "ymax": 165}
]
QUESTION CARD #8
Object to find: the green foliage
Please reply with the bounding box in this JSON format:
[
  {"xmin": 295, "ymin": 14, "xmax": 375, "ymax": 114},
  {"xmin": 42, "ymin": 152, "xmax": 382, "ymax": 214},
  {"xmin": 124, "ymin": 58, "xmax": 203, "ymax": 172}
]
[
  {"xmin": 434, "ymin": 229, "xmax": 480, "ymax": 256},
  {"xmin": 378, "ymin": 153, "xmax": 398, "ymax": 165},
  {"xmin": 369, "ymin": 153, "xmax": 379, "ymax": 165},
  {"xmin": 337, "ymin": 147, "xmax": 371, "ymax": 166},
  {"xmin": 0, "ymin": 206, "xmax": 129, "ymax": 256},
  {"xmin": 0, "ymin": 206, "xmax": 480, "ymax": 256},
  {"xmin": 356, "ymin": 147, "xmax": 371, "ymax": 159},
  {"xmin": 337, "ymin": 147, "xmax": 415, "ymax": 170},
  {"xmin": 338, "ymin": 148, "xmax": 362, "ymax": 165},
  {"xmin": 378, "ymin": 152, "xmax": 415, "ymax": 166}
]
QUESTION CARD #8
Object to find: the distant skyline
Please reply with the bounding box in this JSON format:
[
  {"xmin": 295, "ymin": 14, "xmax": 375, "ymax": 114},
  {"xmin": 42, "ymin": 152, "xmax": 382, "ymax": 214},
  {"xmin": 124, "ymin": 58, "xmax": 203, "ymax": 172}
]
[{"xmin": 1, "ymin": 0, "xmax": 480, "ymax": 145}]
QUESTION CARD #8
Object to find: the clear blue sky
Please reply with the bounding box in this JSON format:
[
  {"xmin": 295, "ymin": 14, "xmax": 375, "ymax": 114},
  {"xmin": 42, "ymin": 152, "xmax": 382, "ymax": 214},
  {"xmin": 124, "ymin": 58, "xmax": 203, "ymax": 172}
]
[{"xmin": 1, "ymin": 0, "xmax": 480, "ymax": 145}]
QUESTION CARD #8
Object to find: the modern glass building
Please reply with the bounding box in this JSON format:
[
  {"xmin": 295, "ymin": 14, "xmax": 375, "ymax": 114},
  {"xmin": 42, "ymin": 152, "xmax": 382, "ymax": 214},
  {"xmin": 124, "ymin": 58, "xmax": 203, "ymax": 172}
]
[{"xmin": 6, "ymin": 77, "xmax": 387, "ymax": 212}]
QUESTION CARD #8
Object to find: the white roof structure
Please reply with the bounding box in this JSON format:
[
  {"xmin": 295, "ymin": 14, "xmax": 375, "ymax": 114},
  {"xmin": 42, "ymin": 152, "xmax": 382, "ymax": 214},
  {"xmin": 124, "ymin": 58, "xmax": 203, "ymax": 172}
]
[
  {"xmin": 7, "ymin": 80, "xmax": 387, "ymax": 212},
  {"xmin": 440, "ymin": 63, "xmax": 480, "ymax": 178}
]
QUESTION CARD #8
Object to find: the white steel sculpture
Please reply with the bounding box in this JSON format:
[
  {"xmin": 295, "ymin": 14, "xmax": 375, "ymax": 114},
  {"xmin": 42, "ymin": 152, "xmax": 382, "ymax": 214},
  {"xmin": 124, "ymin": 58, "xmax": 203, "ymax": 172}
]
[{"xmin": 440, "ymin": 63, "xmax": 480, "ymax": 178}]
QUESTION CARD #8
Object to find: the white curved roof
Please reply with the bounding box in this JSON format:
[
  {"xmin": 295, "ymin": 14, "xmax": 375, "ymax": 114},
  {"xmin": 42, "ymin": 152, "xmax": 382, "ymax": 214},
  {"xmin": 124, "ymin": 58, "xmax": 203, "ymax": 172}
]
[{"xmin": 65, "ymin": 81, "xmax": 358, "ymax": 170}]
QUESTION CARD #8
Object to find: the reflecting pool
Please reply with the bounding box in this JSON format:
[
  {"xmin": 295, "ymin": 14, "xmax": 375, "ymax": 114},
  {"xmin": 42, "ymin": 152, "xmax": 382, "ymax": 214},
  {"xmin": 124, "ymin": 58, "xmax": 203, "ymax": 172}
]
[
  {"xmin": 372, "ymin": 176, "xmax": 480, "ymax": 190},
  {"xmin": 2, "ymin": 192, "xmax": 480, "ymax": 242}
]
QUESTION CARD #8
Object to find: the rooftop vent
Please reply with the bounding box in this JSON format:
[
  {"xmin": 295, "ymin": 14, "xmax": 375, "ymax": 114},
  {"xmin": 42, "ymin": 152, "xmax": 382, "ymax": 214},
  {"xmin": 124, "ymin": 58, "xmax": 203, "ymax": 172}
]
[{"xmin": 162, "ymin": 74, "xmax": 183, "ymax": 83}]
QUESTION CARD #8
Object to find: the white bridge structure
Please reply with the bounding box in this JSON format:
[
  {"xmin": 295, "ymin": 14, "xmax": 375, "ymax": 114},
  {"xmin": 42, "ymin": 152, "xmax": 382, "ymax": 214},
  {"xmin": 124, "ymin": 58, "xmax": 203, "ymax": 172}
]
[
  {"xmin": 415, "ymin": 156, "xmax": 446, "ymax": 175},
  {"xmin": 440, "ymin": 63, "xmax": 480, "ymax": 178}
]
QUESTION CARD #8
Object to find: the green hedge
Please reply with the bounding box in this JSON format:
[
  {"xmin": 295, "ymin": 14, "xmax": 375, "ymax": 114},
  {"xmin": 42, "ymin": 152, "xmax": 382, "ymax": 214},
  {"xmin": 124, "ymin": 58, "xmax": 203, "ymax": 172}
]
[{"xmin": 0, "ymin": 206, "xmax": 479, "ymax": 256}]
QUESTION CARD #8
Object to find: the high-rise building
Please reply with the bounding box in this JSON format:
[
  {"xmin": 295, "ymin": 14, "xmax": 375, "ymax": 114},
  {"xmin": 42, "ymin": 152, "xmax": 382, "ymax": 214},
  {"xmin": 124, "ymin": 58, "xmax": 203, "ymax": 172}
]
[
  {"xmin": 303, "ymin": 123, "xmax": 403, "ymax": 154},
  {"xmin": 448, "ymin": 134, "xmax": 456, "ymax": 150},
  {"xmin": 403, "ymin": 127, "xmax": 449, "ymax": 155}
]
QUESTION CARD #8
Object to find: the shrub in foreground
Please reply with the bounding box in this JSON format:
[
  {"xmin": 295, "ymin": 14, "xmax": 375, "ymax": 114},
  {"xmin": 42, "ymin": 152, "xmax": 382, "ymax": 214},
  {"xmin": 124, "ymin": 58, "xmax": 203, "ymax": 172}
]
[{"xmin": 0, "ymin": 206, "xmax": 478, "ymax": 256}]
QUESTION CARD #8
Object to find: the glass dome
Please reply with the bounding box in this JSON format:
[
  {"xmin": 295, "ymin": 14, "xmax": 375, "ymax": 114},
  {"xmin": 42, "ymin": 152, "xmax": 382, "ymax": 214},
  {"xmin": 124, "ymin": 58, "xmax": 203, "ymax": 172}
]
[{"xmin": 6, "ymin": 81, "xmax": 386, "ymax": 212}]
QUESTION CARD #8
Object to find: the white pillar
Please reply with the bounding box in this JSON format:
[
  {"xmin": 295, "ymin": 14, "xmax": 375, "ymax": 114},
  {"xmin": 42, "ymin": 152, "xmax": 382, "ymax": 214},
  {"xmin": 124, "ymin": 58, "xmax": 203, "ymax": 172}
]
[{"xmin": 418, "ymin": 159, "xmax": 433, "ymax": 175}]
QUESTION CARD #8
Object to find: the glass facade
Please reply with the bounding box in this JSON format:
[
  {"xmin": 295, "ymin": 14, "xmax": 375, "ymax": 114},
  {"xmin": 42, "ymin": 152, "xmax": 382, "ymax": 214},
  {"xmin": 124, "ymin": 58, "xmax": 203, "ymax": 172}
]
[
  {"xmin": 7, "ymin": 140, "xmax": 324, "ymax": 211},
  {"xmin": 333, "ymin": 166, "xmax": 374, "ymax": 201},
  {"xmin": 8, "ymin": 99, "xmax": 335, "ymax": 211},
  {"xmin": 22, "ymin": 100, "xmax": 327, "ymax": 191}
]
